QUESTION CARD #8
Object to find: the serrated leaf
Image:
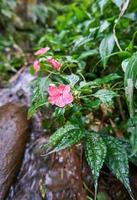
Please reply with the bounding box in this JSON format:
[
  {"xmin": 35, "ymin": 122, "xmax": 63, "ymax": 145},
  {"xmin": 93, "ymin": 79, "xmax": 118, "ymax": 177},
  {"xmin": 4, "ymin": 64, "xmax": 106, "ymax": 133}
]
[
  {"xmin": 46, "ymin": 124, "xmax": 80, "ymax": 147},
  {"xmin": 48, "ymin": 129, "xmax": 85, "ymax": 154},
  {"xmin": 28, "ymin": 77, "xmax": 50, "ymax": 118},
  {"xmin": 85, "ymin": 133, "xmax": 107, "ymax": 197},
  {"xmin": 124, "ymin": 53, "xmax": 137, "ymax": 117},
  {"xmin": 103, "ymin": 136, "xmax": 134, "ymax": 200},
  {"xmin": 99, "ymin": 34, "xmax": 115, "ymax": 68},
  {"xmin": 94, "ymin": 89, "xmax": 117, "ymax": 105}
]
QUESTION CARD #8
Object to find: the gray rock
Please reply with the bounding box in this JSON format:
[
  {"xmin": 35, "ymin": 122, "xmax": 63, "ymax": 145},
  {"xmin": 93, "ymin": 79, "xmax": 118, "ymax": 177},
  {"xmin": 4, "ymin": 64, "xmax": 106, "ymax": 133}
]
[{"xmin": 0, "ymin": 103, "xmax": 29, "ymax": 200}]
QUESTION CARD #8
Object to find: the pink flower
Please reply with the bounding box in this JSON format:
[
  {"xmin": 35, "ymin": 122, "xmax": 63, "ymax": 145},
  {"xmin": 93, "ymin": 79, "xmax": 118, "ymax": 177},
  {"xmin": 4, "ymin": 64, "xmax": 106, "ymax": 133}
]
[
  {"xmin": 33, "ymin": 60, "xmax": 40, "ymax": 73},
  {"xmin": 35, "ymin": 47, "xmax": 50, "ymax": 55},
  {"xmin": 48, "ymin": 84, "xmax": 73, "ymax": 107},
  {"xmin": 47, "ymin": 56, "xmax": 61, "ymax": 70}
]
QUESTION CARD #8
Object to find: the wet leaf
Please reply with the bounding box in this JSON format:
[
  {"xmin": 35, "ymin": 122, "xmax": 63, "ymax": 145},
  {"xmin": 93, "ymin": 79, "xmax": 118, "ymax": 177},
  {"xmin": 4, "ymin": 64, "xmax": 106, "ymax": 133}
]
[
  {"xmin": 94, "ymin": 89, "xmax": 117, "ymax": 105},
  {"xmin": 85, "ymin": 133, "xmax": 107, "ymax": 197},
  {"xmin": 112, "ymin": 0, "xmax": 123, "ymax": 8},
  {"xmin": 66, "ymin": 73, "xmax": 79, "ymax": 87},
  {"xmin": 49, "ymin": 129, "xmax": 85, "ymax": 154},
  {"xmin": 28, "ymin": 77, "xmax": 50, "ymax": 118},
  {"xmin": 78, "ymin": 49, "xmax": 98, "ymax": 60},
  {"xmin": 47, "ymin": 124, "xmax": 80, "ymax": 147},
  {"xmin": 92, "ymin": 73, "xmax": 121, "ymax": 85},
  {"xmin": 124, "ymin": 53, "xmax": 137, "ymax": 117},
  {"xmin": 99, "ymin": 34, "xmax": 115, "ymax": 68},
  {"xmin": 103, "ymin": 135, "xmax": 134, "ymax": 200},
  {"xmin": 127, "ymin": 115, "xmax": 137, "ymax": 154}
]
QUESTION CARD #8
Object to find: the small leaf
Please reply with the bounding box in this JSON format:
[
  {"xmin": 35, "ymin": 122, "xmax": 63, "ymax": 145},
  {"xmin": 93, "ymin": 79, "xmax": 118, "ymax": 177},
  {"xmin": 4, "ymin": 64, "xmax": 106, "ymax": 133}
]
[
  {"xmin": 28, "ymin": 77, "xmax": 50, "ymax": 118},
  {"xmin": 94, "ymin": 89, "xmax": 117, "ymax": 105},
  {"xmin": 85, "ymin": 133, "xmax": 107, "ymax": 198},
  {"xmin": 99, "ymin": 21, "xmax": 110, "ymax": 33},
  {"xmin": 73, "ymin": 36, "xmax": 93, "ymax": 50},
  {"xmin": 49, "ymin": 129, "xmax": 85, "ymax": 154},
  {"xmin": 92, "ymin": 73, "xmax": 121, "ymax": 85},
  {"xmin": 79, "ymin": 74, "xmax": 120, "ymax": 89},
  {"xmin": 66, "ymin": 73, "xmax": 79, "ymax": 87},
  {"xmin": 103, "ymin": 135, "xmax": 134, "ymax": 200},
  {"xmin": 78, "ymin": 49, "xmax": 98, "ymax": 60},
  {"xmin": 99, "ymin": 34, "xmax": 115, "ymax": 68}
]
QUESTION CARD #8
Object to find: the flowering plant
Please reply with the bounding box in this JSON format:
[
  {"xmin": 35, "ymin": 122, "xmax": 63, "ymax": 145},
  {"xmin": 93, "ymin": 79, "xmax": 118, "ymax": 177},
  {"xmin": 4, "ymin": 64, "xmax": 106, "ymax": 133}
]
[{"xmin": 29, "ymin": 44, "xmax": 135, "ymax": 200}]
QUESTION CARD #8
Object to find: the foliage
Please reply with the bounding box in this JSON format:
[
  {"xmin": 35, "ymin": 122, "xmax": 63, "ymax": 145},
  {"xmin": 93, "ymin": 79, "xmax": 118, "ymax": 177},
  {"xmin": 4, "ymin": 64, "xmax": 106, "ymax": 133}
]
[
  {"xmin": 28, "ymin": 0, "xmax": 137, "ymax": 199},
  {"xmin": 1, "ymin": 0, "xmax": 137, "ymax": 199}
]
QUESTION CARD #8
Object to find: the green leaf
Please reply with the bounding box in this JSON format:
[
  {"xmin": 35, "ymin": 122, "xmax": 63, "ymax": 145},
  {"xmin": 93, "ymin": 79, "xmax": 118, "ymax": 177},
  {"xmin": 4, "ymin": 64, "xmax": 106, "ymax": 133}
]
[
  {"xmin": 112, "ymin": 0, "xmax": 123, "ymax": 8},
  {"xmin": 124, "ymin": 53, "xmax": 137, "ymax": 86},
  {"xmin": 99, "ymin": 0, "xmax": 108, "ymax": 12},
  {"xmin": 94, "ymin": 89, "xmax": 117, "ymax": 105},
  {"xmin": 103, "ymin": 135, "xmax": 134, "ymax": 200},
  {"xmin": 122, "ymin": 58, "xmax": 129, "ymax": 72},
  {"xmin": 92, "ymin": 73, "xmax": 121, "ymax": 85},
  {"xmin": 78, "ymin": 49, "xmax": 98, "ymax": 60},
  {"xmin": 73, "ymin": 36, "xmax": 93, "ymax": 50},
  {"xmin": 49, "ymin": 129, "xmax": 85, "ymax": 154},
  {"xmin": 66, "ymin": 73, "xmax": 79, "ymax": 87},
  {"xmin": 83, "ymin": 98, "xmax": 101, "ymax": 109},
  {"xmin": 127, "ymin": 115, "xmax": 137, "ymax": 155},
  {"xmin": 46, "ymin": 124, "xmax": 80, "ymax": 147},
  {"xmin": 124, "ymin": 53, "xmax": 137, "ymax": 117},
  {"xmin": 99, "ymin": 34, "xmax": 115, "ymax": 68},
  {"xmin": 85, "ymin": 133, "xmax": 107, "ymax": 198},
  {"xmin": 99, "ymin": 20, "xmax": 110, "ymax": 33},
  {"xmin": 28, "ymin": 77, "xmax": 50, "ymax": 118}
]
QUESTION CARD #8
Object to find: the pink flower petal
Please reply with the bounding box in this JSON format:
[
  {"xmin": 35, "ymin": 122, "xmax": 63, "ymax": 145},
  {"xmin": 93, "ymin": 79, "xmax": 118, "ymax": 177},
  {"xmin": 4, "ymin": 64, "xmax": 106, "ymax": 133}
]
[
  {"xmin": 35, "ymin": 47, "xmax": 50, "ymax": 55},
  {"xmin": 58, "ymin": 84, "xmax": 66, "ymax": 93},
  {"xmin": 48, "ymin": 85, "xmax": 60, "ymax": 96},
  {"xmin": 48, "ymin": 96, "xmax": 57, "ymax": 105},
  {"xmin": 47, "ymin": 56, "xmax": 52, "ymax": 62},
  {"xmin": 64, "ymin": 85, "xmax": 71, "ymax": 94},
  {"xmin": 48, "ymin": 84, "xmax": 73, "ymax": 107},
  {"xmin": 63, "ymin": 93, "xmax": 74, "ymax": 105},
  {"xmin": 33, "ymin": 60, "xmax": 40, "ymax": 73},
  {"xmin": 47, "ymin": 56, "xmax": 61, "ymax": 70},
  {"xmin": 55, "ymin": 96, "xmax": 66, "ymax": 107}
]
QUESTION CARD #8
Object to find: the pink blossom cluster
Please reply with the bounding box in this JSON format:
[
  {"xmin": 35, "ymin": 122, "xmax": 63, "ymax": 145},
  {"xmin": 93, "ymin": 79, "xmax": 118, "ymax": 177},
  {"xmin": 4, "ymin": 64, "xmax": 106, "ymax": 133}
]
[
  {"xmin": 33, "ymin": 47, "xmax": 74, "ymax": 107},
  {"xmin": 48, "ymin": 84, "xmax": 73, "ymax": 107},
  {"xmin": 33, "ymin": 47, "xmax": 61, "ymax": 74}
]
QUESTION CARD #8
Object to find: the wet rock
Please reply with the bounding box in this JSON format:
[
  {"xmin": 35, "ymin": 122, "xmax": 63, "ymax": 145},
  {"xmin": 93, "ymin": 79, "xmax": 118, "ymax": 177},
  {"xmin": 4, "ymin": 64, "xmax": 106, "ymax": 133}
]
[
  {"xmin": 43, "ymin": 147, "xmax": 87, "ymax": 200},
  {"xmin": 8, "ymin": 134, "xmax": 87, "ymax": 200},
  {"xmin": 0, "ymin": 103, "xmax": 29, "ymax": 200}
]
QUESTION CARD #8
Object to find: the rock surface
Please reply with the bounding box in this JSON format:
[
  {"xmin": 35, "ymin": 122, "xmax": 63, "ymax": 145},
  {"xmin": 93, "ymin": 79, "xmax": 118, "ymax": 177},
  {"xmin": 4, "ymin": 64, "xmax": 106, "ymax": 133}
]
[{"xmin": 0, "ymin": 103, "xmax": 29, "ymax": 200}]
